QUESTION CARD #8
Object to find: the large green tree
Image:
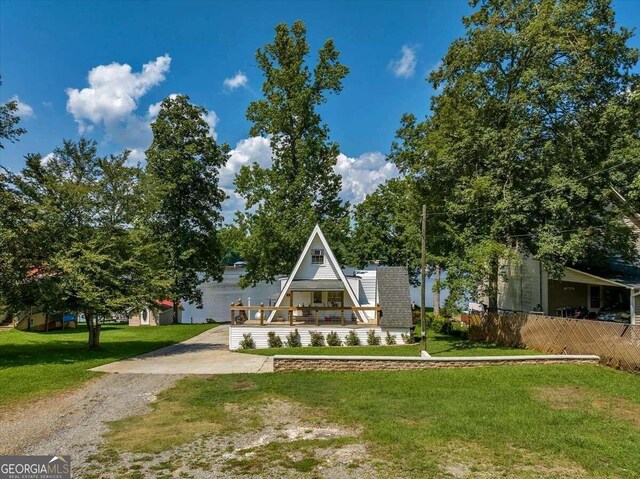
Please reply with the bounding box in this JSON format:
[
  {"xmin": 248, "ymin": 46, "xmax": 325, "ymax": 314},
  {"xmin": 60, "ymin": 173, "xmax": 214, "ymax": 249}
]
[
  {"xmin": 392, "ymin": 0, "xmax": 639, "ymax": 310},
  {"xmin": 234, "ymin": 20, "xmax": 351, "ymax": 287},
  {"xmin": 0, "ymin": 77, "xmax": 26, "ymax": 149},
  {"xmin": 145, "ymin": 95, "xmax": 229, "ymax": 322},
  {"xmin": 2, "ymin": 140, "xmax": 164, "ymax": 348},
  {"xmin": 350, "ymin": 178, "xmax": 422, "ymax": 282}
]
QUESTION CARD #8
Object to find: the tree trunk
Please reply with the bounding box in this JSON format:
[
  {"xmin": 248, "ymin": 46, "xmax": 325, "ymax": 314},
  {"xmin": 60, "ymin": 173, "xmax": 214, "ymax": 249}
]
[
  {"xmin": 433, "ymin": 263, "xmax": 442, "ymax": 317},
  {"xmin": 487, "ymin": 256, "xmax": 499, "ymax": 312},
  {"xmin": 172, "ymin": 299, "xmax": 179, "ymax": 324},
  {"xmin": 86, "ymin": 313, "xmax": 101, "ymax": 349}
]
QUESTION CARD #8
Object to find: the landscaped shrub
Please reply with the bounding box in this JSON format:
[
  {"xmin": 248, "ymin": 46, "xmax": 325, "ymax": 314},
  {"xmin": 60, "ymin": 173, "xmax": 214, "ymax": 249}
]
[
  {"xmin": 326, "ymin": 331, "xmax": 341, "ymax": 346},
  {"xmin": 385, "ymin": 331, "xmax": 397, "ymax": 345},
  {"xmin": 267, "ymin": 331, "xmax": 283, "ymax": 348},
  {"xmin": 309, "ymin": 330, "xmax": 325, "ymax": 347},
  {"xmin": 401, "ymin": 332, "xmax": 415, "ymax": 344},
  {"xmin": 239, "ymin": 333, "xmax": 255, "ymax": 349},
  {"xmin": 441, "ymin": 319, "xmax": 454, "ymax": 335},
  {"xmin": 286, "ymin": 329, "xmax": 302, "ymax": 347},
  {"xmin": 345, "ymin": 330, "xmax": 361, "ymax": 346},
  {"xmin": 367, "ymin": 329, "xmax": 381, "ymax": 346},
  {"xmin": 430, "ymin": 316, "xmax": 446, "ymax": 333}
]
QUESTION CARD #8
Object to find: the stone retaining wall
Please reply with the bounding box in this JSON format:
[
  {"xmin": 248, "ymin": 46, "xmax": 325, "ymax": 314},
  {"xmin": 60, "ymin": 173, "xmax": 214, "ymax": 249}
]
[{"xmin": 273, "ymin": 354, "xmax": 600, "ymax": 372}]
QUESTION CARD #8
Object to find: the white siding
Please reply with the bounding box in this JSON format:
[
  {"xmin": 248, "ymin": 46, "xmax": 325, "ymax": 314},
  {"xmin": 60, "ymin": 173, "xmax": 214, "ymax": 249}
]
[
  {"xmin": 498, "ymin": 255, "xmax": 545, "ymax": 313},
  {"xmin": 357, "ymin": 271, "xmax": 377, "ymax": 305},
  {"xmin": 229, "ymin": 326, "xmax": 410, "ymax": 350},
  {"xmin": 295, "ymin": 237, "xmax": 341, "ymax": 280}
]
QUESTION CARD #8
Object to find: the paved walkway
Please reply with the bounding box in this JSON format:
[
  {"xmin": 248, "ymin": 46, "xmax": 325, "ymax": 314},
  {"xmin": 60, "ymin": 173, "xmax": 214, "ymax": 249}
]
[{"xmin": 92, "ymin": 325, "xmax": 273, "ymax": 374}]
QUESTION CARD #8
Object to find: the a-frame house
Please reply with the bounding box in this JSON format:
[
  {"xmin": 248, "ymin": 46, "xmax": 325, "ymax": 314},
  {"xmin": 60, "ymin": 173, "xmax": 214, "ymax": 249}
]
[{"xmin": 268, "ymin": 225, "xmax": 370, "ymax": 323}]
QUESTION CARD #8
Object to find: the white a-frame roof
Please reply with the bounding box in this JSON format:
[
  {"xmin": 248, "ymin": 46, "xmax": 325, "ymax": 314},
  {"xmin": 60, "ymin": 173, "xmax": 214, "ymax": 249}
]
[{"xmin": 268, "ymin": 224, "xmax": 367, "ymax": 322}]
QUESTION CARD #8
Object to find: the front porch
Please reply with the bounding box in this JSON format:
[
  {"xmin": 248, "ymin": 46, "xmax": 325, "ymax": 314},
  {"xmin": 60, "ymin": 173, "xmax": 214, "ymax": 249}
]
[{"xmin": 230, "ymin": 304, "xmax": 381, "ymax": 327}]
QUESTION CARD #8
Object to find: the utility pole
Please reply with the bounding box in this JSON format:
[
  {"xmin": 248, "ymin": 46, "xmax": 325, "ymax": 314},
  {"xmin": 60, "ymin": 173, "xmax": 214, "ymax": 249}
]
[{"xmin": 421, "ymin": 204, "xmax": 427, "ymax": 352}]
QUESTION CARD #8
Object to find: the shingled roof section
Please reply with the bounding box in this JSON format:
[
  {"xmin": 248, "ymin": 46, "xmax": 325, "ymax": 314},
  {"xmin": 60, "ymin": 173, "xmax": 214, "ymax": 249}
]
[{"xmin": 377, "ymin": 266, "xmax": 412, "ymax": 328}]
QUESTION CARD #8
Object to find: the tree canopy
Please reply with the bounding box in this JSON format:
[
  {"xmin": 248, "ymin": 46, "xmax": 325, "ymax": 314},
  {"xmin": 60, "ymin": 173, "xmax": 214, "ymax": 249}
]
[
  {"xmin": 387, "ymin": 0, "xmax": 639, "ymax": 309},
  {"xmin": 234, "ymin": 20, "xmax": 351, "ymax": 287},
  {"xmin": 145, "ymin": 95, "xmax": 229, "ymax": 322},
  {"xmin": 1, "ymin": 139, "xmax": 165, "ymax": 347}
]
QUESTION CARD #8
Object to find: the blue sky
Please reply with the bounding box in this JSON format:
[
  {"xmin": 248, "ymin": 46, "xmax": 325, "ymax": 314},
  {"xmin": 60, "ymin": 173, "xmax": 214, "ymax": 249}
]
[{"xmin": 1, "ymin": 0, "xmax": 639, "ymax": 218}]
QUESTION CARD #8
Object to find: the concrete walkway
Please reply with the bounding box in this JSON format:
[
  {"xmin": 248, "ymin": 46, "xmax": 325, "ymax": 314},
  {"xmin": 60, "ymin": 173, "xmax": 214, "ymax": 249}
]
[{"xmin": 92, "ymin": 325, "xmax": 273, "ymax": 375}]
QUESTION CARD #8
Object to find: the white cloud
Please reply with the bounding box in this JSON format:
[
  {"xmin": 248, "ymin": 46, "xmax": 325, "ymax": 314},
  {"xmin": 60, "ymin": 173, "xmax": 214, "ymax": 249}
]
[
  {"xmin": 127, "ymin": 148, "xmax": 146, "ymax": 164},
  {"xmin": 11, "ymin": 96, "xmax": 35, "ymax": 119},
  {"xmin": 41, "ymin": 152, "xmax": 54, "ymax": 165},
  {"xmin": 147, "ymin": 93, "xmax": 178, "ymax": 119},
  {"xmin": 218, "ymin": 136, "xmax": 272, "ymax": 221},
  {"xmin": 66, "ymin": 54, "xmax": 171, "ymax": 134},
  {"xmin": 334, "ymin": 152, "xmax": 399, "ymax": 204},
  {"xmin": 221, "ymin": 136, "xmax": 272, "ymax": 189},
  {"xmin": 389, "ymin": 45, "xmax": 417, "ymax": 79},
  {"xmin": 223, "ymin": 71, "xmax": 249, "ymax": 91},
  {"xmin": 202, "ymin": 111, "xmax": 219, "ymax": 140}
]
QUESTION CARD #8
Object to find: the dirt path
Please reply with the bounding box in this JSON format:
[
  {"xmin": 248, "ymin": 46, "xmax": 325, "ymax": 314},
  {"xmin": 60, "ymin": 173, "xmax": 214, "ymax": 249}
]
[{"xmin": 0, "ymin": 373, "xmax": 180, "ymax": 467}]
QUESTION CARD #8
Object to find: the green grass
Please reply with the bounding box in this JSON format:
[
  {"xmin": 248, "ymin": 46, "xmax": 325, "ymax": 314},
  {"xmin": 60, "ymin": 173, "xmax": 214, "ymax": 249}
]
[
  {"xmin": 240, "ymin": 329, "xmax": 540, "ymax": 357},
  {"xmin": 0, "ymin": 323, "xmax": 215, "ymax": 408},
  {"xmin": 105, "ymin": 365, "xmax": 640, "ymax": 478}
]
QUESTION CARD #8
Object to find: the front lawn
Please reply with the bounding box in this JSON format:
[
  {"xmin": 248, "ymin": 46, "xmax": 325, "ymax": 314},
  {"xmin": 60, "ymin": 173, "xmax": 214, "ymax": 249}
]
[
  {"xmin": 102, "ymin": 365, "xmax": 640, "ymax": 478},
  {"xmin": 240, "ymin": 330, "xmax": 540, "ymax": 357},
  {"xmin": 0, "ymin": 323, "xmax": 215, "ymax": 408}
]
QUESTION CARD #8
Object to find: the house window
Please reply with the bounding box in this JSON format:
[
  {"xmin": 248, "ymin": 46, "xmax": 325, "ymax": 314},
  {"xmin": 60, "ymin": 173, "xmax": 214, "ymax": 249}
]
[
  {"xmin": 311, "ymin": 249, "xmax": 324, "ymax": 265},
  {"xmin": 313, "ymin": 291, "xmax": 323, "ymax": 304},
  {"xmin": 327, "ymin": 291, "xmax": 343, "ymax": 306}
]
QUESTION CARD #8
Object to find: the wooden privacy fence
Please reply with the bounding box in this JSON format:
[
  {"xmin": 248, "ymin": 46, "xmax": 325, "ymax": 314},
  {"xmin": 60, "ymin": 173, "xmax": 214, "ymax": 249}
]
[{"xmin": 469, "ymin": 313, "xmax": 640, "ymax": 372}]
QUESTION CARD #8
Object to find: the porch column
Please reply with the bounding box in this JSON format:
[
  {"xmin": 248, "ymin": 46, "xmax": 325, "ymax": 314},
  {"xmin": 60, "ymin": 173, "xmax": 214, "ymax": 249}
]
[{"xmin": 631, "ymin": 292, "xmax": 636, "ymax": 325}]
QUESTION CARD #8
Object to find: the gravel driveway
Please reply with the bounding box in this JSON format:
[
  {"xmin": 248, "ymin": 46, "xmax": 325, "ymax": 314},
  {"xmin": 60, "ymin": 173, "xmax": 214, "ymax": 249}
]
[
  {"xmin": 0, "ymin": 325, "xmax": 272, "ymax": 474},
  {"xmin": 0, "ymin": 373, "xmax": 180, "ymax": 466}
]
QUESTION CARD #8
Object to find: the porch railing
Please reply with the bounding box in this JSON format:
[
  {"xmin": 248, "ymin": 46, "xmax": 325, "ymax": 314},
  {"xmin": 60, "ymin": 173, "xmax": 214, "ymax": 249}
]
[{"xmin": 230, "ymin": 304, "xmax": 382, "ymax": 326}]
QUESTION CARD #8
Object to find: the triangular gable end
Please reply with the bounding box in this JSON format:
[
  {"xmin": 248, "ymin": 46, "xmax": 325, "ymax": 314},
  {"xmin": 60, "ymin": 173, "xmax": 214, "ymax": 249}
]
[{"xmin": 268, "ymin": 225, "xmax": 367, "ymax": 322}]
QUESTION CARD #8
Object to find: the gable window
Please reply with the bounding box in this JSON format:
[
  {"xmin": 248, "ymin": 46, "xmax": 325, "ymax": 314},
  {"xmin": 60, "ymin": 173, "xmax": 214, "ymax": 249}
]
[{"xmin": 311, "ymin": 249, "xmax": 324, "ymax": 265}]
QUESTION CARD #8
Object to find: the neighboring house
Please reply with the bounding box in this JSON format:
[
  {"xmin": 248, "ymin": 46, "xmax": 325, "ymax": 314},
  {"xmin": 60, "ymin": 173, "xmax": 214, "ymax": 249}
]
[
  {"xmin": 229, "ymin": 224, "xmax": 412, "ymax": 349},
  {"xmin": 12, "ymin": 310, "xmax": 77, "ymax": 331},
  {"xmin": 129, "ymin": 300, "xmax": 182, "ymax": 326},
  {"xmin": 497, "ymin": 206, "xmax": 640, "ymax": 324}
]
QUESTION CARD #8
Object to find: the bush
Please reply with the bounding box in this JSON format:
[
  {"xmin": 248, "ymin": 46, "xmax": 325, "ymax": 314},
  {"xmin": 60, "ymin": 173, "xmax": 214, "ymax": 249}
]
[
  {"xmin": 267, "ymin": 331, "xmax": 283, "ymax": 348},
  {"xmin": 239, "ymin": 333, "xmax": 255, "ymax": 349},
  {"xmin": 442, "ymin": 319, "xmax": 454, "ymax": 335},
  {"xmin": 286, "ymin": 329, "xmax": 302, "ymax": 348},
  {"xmin": 326, "ymin": 331, "xmax": 341, "ymax": 346},
  {"xmin": 430, "ymin": 316, "xmax": 445, "ymax": 332},
  {"xmin": 205, "ymin": 318, "xmax": 216, "ymax": 324},
  {"xmin": 345, "ymin": 330, "xmax": 361, "ymax": 346},
  {"xmin": 367, "ymin": 329, "xmax": 381, "ymax": 345},
  {"xmin": 309, "ymin": 330, "xmax": 325, "ymax": 347},
  {"xmin": 385, "ymin": 331, "xmax": 397, "ymax": 345},
  {"xmin": 401, "ymin": 332, "xmax": 415, "ymax": 344}
]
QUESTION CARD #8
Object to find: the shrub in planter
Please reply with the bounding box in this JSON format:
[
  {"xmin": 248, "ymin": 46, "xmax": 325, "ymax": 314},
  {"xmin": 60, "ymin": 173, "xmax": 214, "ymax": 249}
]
[
  {"xmin": 309, "ymin": 330, "xmax": 325, "ymax": 347},
  {"xmin": 385, "ymin": 331, "xmax": 397, "ymax": 345},
  {"xmin": 345, "ymin": 330, "xmax": 361, "ymax": 346},
  {"xmin": 239, "ymin": 333, "xmax": 255, "ymax": 349},
  {"xmin": 267, "ymin": 331, "xmax": 283, "ymax": 348},
  {"xmin": 286, "ymin": 329, "xmax": 302, "ymax": 348},
  {"xmin": 367, "ymin": 329, "xmax": 381, "ymax": 345},
  {"xmin": 326, "ymin": 331, "xmax": 341, "ymax": 346}
]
